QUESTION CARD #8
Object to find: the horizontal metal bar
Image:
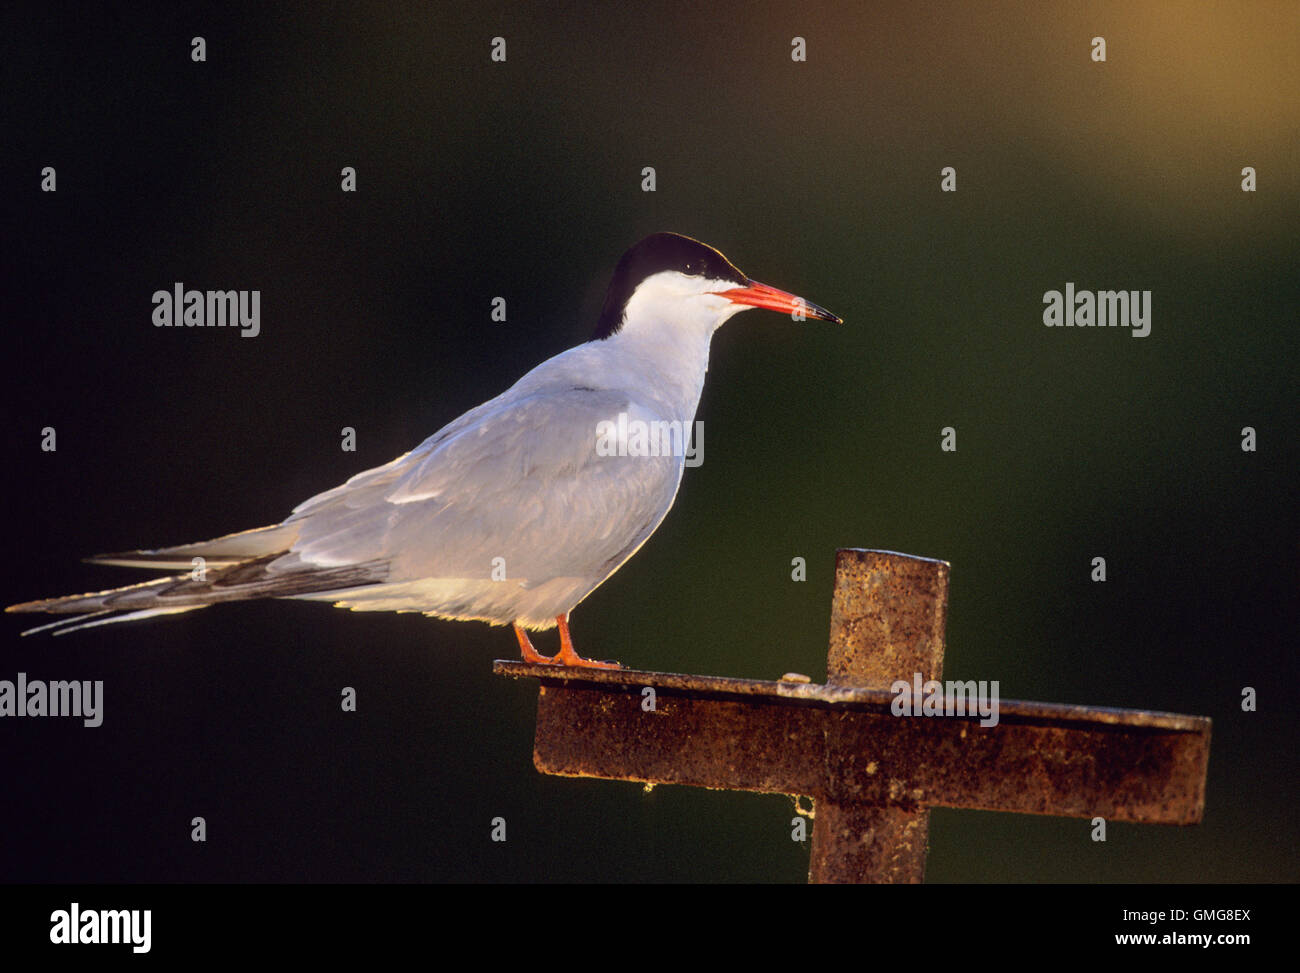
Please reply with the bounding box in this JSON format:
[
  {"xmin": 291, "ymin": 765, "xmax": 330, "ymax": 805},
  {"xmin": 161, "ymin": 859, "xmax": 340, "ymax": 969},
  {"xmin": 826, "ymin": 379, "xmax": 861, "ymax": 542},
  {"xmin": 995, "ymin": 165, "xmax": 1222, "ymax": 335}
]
[
  {"xmin": 495, "ymin": 662, "xmax": 1211, "ymax": 825},
  {"xmin": 494, "ymin": 662, "xmax": 1210, "ymax": 732}
]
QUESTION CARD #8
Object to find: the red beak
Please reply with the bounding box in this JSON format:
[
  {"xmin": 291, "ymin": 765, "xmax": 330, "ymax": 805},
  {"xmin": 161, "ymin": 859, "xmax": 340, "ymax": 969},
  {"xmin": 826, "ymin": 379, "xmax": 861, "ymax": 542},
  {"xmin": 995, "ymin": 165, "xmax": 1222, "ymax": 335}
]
[{"xmin": 714, "ymin": 279, "xmax": 842, "ymax": 323}]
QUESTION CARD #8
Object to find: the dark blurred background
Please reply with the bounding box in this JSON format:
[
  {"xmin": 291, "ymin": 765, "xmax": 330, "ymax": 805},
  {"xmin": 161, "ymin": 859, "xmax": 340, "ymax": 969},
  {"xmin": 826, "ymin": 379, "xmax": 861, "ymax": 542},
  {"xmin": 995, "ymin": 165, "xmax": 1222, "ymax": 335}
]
[{"xmin": 2, "ymin": 1, "xmax": 1296, "ymax": 882}]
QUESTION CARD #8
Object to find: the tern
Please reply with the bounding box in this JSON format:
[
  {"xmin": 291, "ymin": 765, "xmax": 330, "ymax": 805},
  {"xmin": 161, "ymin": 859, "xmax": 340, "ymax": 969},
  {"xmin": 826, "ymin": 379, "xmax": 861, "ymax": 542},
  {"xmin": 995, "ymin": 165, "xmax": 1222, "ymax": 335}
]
[{"xmin": 8, "ymin": 233, "xmax": 841, "ymax": 667}]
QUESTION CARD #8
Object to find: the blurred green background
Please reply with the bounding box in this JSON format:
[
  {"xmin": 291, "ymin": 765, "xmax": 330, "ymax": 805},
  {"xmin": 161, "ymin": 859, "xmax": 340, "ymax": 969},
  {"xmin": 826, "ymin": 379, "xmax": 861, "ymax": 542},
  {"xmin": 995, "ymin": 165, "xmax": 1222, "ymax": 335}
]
[{"xmin": 3, "ymin": 1, "xmax": 1296, "ymax": 881}]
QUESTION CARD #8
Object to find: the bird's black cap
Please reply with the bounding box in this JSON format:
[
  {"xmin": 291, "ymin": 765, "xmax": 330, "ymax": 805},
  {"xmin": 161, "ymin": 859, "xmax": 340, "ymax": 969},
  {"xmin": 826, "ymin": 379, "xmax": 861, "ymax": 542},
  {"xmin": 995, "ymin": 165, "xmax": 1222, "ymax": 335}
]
[{"xmin": 593, "ymin": 232, "xmax": 748, "ymax": 340}]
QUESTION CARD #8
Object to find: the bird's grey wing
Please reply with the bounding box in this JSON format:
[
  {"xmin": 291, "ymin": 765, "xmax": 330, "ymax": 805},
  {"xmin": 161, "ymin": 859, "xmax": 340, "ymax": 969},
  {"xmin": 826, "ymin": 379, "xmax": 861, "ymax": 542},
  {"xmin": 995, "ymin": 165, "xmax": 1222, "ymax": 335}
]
[{"xmin": 282, "ymin": 386, "xmax": 684, "ymax": 587}]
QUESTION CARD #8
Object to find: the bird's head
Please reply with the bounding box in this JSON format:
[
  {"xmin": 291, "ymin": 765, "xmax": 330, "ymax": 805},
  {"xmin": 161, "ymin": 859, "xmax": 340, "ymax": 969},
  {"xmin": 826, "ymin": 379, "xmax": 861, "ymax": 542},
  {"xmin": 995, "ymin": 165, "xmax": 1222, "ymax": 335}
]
[{"xmin": 593, "ymin": 232, "xmax": 841, "ymax": 342}]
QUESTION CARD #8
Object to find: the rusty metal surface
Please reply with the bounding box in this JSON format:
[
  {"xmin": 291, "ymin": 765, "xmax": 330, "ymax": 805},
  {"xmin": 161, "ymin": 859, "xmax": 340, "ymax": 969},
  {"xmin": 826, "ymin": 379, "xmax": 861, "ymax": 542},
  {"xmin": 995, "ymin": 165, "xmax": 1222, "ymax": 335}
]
[
  {"xmin": 826, "ymin": 549, "xmax": 950, "ymax": 687},
  {"xmin": 810, "ymin": 804, "xmax": 927, "ymax": 885},
  {"xmin": 528, "ymin": 681, "xmax": 826, "ymax": 795},
  {"xmin": 493, "ymin": 661, "xmax": 1207, "ymax": 732},
  {"xmin": 495, "ymin": 662, "xmax": 1211, "ymax": 823},
  {"xmin": 494, "ymin": 549, "xmax": 1213, "ymax": 883},
  {"xmin": 816, "ymin": 549, "xmax": 949, "ymax": 882}
]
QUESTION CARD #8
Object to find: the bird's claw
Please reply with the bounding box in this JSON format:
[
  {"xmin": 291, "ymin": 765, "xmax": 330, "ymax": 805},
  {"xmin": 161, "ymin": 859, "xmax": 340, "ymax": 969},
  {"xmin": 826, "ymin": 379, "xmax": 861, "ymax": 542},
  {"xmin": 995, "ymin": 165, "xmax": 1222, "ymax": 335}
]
[{"xmin": 513, "ymin": 620, "xmax": 622, "ymax": 669}]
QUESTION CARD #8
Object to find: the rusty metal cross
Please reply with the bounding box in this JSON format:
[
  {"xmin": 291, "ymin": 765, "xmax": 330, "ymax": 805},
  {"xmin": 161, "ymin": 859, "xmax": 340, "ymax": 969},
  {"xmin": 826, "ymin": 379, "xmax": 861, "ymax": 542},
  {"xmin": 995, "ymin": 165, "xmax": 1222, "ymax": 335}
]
[{"xmin": 494, "ymin": 549, "xmax": 1211, "ymax": 882}]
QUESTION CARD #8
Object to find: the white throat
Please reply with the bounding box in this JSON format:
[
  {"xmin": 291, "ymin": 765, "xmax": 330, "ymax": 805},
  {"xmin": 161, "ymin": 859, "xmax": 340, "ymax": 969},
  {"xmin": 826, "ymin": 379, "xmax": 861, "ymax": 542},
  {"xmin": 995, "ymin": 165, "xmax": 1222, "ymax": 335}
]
[{"xmin": 600, "ymin": 271, "xmax": 750, "ymax": 421}]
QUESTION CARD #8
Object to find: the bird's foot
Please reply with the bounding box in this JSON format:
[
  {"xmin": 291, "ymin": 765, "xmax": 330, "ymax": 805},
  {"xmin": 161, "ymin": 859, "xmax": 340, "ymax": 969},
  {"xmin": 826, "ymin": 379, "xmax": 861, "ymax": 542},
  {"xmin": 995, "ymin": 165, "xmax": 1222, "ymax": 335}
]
[
  {"xmin": 551, "ymin": 642, "xmax": 622, "ymax": 669},
  {"xmin": 511, "ymin": 620, "xmax": 622, "ymax": 669},
  {"xmin": 513, "ymin": 624, "xmax": 557, "ymax": 665},
  {"xmin": 555, "ymin": 614, "xmax": 621, "ymax": 669}
]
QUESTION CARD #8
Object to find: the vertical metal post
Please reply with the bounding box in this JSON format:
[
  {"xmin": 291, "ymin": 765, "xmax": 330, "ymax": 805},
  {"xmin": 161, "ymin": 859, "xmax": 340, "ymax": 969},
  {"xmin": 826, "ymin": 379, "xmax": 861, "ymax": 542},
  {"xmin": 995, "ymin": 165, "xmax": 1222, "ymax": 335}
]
[{"xmin": 809, "ymin": 549, "xmax": 951, "ymax": 883}]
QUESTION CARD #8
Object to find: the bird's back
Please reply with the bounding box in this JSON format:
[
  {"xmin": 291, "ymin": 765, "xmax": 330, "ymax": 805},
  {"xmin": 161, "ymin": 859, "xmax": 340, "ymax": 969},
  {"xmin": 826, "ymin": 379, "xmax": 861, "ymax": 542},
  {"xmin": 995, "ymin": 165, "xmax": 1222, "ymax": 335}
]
[{"xmin": 281, "ymin": 346, "xmax": 691, "ymax": 624}]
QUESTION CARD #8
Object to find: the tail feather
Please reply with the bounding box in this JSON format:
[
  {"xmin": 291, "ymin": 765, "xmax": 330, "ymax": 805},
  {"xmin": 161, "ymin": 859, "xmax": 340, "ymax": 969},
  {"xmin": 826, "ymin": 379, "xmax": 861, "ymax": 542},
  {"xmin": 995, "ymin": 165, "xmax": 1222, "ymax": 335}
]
[
  {"xmin": 86, "ymin": 523, "xmax": 301, "ymax": 569},
  {"xmin": 18, "ymin": 610, "xmax": 115, "ymax": 636},
  {"xmin": 7, "ymin": 547, "xmax": 388, "ymax": 635},
  {"xmin": 20, "ymin": 606, "xmax": 205, "ymax": 637},
  {"xmin": 8, "ymin": 574, "xmax": 186, "ymax": 615}
]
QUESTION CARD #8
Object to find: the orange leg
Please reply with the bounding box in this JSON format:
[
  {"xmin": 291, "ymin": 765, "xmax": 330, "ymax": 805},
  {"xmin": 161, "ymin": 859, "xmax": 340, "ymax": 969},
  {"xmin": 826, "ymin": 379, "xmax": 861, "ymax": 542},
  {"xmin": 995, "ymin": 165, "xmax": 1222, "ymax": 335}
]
[
  {"xmin": 513, "ymin": 623, "xmax": 556, "ymax": 665},
  {"xmin": 552, "ymin": 614, "xmax": 621, "ymax": 669}
]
